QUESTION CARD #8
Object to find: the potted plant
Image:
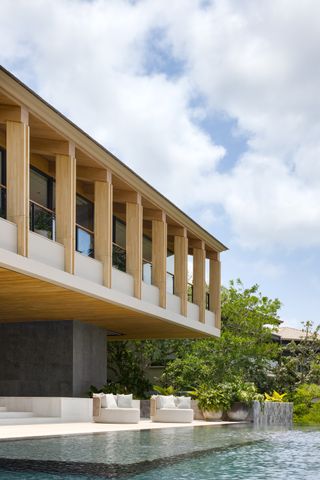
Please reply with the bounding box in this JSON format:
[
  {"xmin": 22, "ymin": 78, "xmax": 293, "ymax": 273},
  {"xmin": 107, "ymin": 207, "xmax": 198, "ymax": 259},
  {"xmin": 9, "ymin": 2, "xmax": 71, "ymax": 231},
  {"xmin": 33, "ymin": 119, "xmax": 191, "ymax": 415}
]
[
  {"xmin": 227, "ymin": 381, "xmax": 263, "ymax": 421},
  {"xmin": 193, "ymin": 385, "xmax": 232, "ymax": 421}
]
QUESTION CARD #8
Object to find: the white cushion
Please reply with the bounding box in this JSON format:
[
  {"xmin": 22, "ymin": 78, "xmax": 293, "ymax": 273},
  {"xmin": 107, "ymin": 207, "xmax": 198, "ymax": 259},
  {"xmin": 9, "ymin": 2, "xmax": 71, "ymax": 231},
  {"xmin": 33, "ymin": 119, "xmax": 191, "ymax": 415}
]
[
  {"xmin": 105, "ymin": 393, "xmax": 118, "ymax": 408},
  {"xmin": 117, "ymin": 394, "xmax": 133, "ymax": 408},
  {"xmin": 161, "ymin": 395, "xmax": 177, "ymax": 409},
  {"xmin": 176, "ymin": 396, "xmax": 191, "ymax": 409},
  {"xmin": 93, "ymin": 393, "xmax": 107, "ymax": 408}
]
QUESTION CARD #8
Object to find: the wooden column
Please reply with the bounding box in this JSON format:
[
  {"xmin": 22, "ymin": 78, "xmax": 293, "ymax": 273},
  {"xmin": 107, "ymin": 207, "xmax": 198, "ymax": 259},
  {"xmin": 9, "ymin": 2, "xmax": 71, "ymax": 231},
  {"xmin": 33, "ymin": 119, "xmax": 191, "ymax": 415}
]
[
  {"xmin": 151, "ymin": 212, "xmax": 167, "ymax": 308},
  {"xmin": 94, "ymin": 173, "xmax": 113, "ymax": 288},
  {"xmin": 193, "ymin": 241, "xmax": 206, "ymax": 323},
  {"xmin": 126, "ymin": 194, "xmax": 143, "ymax": 299},
  {"xmin": 56, "ymin": 146, "xmax": 76, "ymax": 274},
  {"xmin": 173, "ymin": 227, "xmax": 188, "ymax": 316},
  {"xmin": 209, "ymin": 252, "xmax": 221, "ymax": 329},
  {"xmin": 6, "ymin": 111, "xmax": 30, "ymax": 257}
]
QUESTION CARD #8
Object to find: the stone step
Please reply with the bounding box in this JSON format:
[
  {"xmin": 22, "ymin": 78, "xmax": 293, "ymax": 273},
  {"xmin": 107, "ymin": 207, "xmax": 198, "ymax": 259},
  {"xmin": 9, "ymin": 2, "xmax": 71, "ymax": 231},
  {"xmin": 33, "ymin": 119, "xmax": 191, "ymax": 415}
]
[{"xmin": 0, "ymin": 411, "xmax": 34, "ymax": 418}]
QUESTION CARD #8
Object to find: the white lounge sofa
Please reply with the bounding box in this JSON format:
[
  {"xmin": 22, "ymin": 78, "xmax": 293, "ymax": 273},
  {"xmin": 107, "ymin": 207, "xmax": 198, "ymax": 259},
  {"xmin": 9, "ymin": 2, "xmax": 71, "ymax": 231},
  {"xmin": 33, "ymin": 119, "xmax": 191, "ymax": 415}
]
[
  {"xmin": 150, "ymin": 395, "xmax": 194, "ymax": 423},
  {"xmin": 93, "ymin": 393, "xmax": 140, "ymax": 424}
]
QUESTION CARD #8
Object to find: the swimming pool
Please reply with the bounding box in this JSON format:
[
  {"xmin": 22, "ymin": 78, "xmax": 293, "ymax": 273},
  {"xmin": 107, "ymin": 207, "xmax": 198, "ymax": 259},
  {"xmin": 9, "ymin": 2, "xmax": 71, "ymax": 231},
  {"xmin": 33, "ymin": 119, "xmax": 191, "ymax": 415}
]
[{"xmin": 0, "ymin": 425, "xmax": 319, "ymax": 479}]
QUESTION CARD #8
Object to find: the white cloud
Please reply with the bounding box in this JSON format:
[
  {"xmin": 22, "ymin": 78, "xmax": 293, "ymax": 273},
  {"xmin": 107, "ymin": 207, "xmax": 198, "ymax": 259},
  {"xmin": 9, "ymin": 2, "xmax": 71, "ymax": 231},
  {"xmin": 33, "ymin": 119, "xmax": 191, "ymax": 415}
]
[{"xmin": 1, "ymin": 0, "xmax": 320, "ymax": 249}]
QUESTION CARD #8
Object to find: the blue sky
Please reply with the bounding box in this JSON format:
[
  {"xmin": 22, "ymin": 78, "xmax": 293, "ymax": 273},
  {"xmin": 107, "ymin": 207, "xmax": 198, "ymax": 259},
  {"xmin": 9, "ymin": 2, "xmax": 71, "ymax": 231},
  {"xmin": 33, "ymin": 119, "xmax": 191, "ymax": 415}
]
[{"xmin": 1, "ymin": 0, "xmax": 320, "ymax": 329}]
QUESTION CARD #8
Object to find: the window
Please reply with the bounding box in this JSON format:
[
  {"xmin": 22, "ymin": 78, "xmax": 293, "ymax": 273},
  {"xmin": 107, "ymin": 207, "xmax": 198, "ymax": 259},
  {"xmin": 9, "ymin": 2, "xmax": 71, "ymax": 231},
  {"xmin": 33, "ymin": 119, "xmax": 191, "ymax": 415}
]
[
  {"xmin": 29, "ymin": 167, "xmax": 55, "ymax": 239},
  {"xmin": 0, "ymin": 148, "xmax": 6, "ymax": 219},
  {"xmin": 76, "ymin": 195, "xmax": 94, "ymax": 257},
  {"xmin": 143, "ymin": 235, "xmax": 152, "ymax": 284},
  {"xmin": 112, "ymin": 217, "xmax": 126, "ymax": 271}
]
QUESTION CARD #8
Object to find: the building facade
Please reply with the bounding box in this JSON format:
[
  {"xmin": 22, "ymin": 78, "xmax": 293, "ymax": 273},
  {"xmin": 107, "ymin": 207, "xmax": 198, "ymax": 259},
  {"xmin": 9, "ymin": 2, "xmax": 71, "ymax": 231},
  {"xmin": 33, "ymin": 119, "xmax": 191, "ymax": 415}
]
[{"xmin": 0, "ymin": 67, "xmax": 227, "ymax": 397}]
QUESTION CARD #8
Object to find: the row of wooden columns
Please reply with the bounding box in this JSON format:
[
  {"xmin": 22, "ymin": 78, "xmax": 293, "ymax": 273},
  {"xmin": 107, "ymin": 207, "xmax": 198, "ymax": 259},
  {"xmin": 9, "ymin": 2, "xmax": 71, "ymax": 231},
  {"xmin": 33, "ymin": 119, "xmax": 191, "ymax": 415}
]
[{"xmin": 3, "ymin": 109, "xmax": 221, "ymax": 328}]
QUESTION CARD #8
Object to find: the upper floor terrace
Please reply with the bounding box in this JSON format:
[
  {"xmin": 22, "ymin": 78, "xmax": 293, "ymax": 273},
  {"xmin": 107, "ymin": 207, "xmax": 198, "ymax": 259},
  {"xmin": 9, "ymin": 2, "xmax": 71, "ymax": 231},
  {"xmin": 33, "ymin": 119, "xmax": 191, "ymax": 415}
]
[{"xmin": 0, "ymin": 66, "xmax": 227, "ymax": 340}]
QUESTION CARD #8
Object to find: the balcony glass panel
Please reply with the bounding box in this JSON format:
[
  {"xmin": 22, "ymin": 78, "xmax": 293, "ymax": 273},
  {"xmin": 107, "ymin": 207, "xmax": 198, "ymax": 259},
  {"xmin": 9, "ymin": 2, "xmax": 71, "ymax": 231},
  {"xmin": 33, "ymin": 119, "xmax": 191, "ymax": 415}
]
[
  {"xmin": 30, "ymin": 169, "xmax": 51, "ymax": 208},
  {"xmin": 76, "ymin": 195, "xmax": 94, "ymax": 232},
  {"xmin": 76, "ymin": 226, "xmax": 94, "ymax": 258},
  {"xmin": 166, "ymin": 272, "xmax": 174, "ymax": 294},
  {"xmin": 30, "ymin": 201, "xmax": 55, "ymax": 240},
  {"xmin": 113, "ymin": 217, "xmax": 126, "ymax": 249},
  {"xmin": 188, "ymin": 282, "xmax": 193, "ymax": 303},
  {"xmin": 143, "ymin": 261, "xmax": 152, "ymax": 285},
  {"xmin": 113, "ymin": 243, "xmax": 126, "ymax": 272}
]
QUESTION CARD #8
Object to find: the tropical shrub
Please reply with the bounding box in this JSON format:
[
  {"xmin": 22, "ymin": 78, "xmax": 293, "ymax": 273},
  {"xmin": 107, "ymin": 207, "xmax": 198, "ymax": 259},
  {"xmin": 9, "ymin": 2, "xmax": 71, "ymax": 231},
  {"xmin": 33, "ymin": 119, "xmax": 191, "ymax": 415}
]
[
  {"xmin": 264, "ymin": 391, "xmax": 287, "ymax": 402},
  {"xmin": 153, "ymin": 385, "xmax": 176, "ymax": 396},
  {"xmin": 192, "ymin": 385, "xmax": 232, "ymax": 412},
  {"xmin": 229, "ymin": 380, "xmax": 263, "ymax": 405},
  {"xmin": 293, "ymin": 384, "xmax": 320, "ymax": 425}
]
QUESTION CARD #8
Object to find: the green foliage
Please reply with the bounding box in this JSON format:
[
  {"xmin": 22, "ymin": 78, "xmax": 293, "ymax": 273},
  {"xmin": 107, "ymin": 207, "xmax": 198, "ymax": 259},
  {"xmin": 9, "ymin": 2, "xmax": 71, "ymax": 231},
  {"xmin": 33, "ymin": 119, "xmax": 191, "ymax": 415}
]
[
  {"xmin": 228, "ymin": 379, "xmax": 263, "ymax": 405},
  {"xmin": 194, "ymin": 385, "xmax": 232, "ymax": 412},
  {"xmin": 162, "ymin": 280, "xmax": 281, "ymax": 392},
  {"xmin": 293, "ymin": 384, "xmax": 320, "ymax": 425},
  {"xmin": 273, "ymin": 322, "xmax": 320, "ymax": 394},
  {"xmin": 264, "ymin": 391, "xmax": 287, "ymax": 402},
  {"xmin": 107, "ymin": 339, "xmax": 191, "ymax": 398},
  {"xmin": 153, "ymin": 385, "xmax": 176, "ymax": 396}
]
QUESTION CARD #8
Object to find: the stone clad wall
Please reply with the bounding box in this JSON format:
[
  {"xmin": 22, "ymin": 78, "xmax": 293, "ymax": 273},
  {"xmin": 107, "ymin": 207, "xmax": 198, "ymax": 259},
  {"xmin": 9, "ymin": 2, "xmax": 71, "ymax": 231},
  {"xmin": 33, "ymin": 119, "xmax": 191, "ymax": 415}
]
[{"xmin": 253, "ymin": 400, "xmax": 293, "ymax": 427}]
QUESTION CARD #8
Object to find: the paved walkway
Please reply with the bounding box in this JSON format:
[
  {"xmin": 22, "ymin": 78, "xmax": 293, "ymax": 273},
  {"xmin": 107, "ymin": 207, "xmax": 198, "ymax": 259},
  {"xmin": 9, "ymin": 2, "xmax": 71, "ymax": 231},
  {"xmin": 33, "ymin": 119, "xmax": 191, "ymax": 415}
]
[{"xmin": 0, "ymin": 419, "xmax": 243, "ymax": 440}]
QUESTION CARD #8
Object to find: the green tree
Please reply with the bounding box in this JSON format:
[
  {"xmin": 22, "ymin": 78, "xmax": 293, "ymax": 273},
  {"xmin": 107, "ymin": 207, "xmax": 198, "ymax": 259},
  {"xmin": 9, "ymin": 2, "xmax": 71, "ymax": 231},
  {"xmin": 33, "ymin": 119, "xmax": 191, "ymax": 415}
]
[
  {"xmin": 162, "ymin": 280, "xmax": 281, "ymax": 392},
  {"xmin": 274, "ymin": 321, "xmax": 320, "ymax": 394}
]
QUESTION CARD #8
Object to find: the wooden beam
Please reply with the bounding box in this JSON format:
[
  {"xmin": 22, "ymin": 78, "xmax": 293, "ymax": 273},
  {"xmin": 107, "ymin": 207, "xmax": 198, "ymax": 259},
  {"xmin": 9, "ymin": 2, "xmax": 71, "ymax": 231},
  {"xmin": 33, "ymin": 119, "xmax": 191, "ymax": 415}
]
[
  {"xmin": 77, "ymin": 166, "xmax": 111, "ymax": 183},
  {"xmin": 30, "ymin": 138, "xmax": 75, "ymax": 156},
  {"xmin": 152, "ymin": 218, "xmax": 167, "ymax": 308},
  {"xmin": 174, "ymin": 235, "xmax": 188, "ymax": 316},
  {"xmin": 56, "ymin": 154, "xmax": 76, "ymax": 274},
  {"xmin": 94, "ymin": 180, "xmax": 113, "ymax": 288},
  {"xmin": 209, "ymin": 253, "xmax": 221, "ymax": 329},
  {"xmin": 189, "ymin": 239, "xmax": 205, "ymax": 249},
  {"xmin": 0, "ymin": 105, "xmax": 28, "ymax": 124},
  {"xmin": 168, "ymin": 225, "xmax": 187, "ymax": 237},
  {"xmin": 126, "ymin": 202, "xmax": 143, "ymax": 299},
  {"xmin": 144, "ymin": 209, "xmax": 166, "ymax": 222},
  {"xmin": 114, "ymin": 190, "xmax": 141, "ymax": 204},
  {"xmin": 6, "ymin": 120, "xmax": 30, "ymax": 256},
  {"xmin": 193, "ymin": 247, "xmax": 206, "ymax": 323}
]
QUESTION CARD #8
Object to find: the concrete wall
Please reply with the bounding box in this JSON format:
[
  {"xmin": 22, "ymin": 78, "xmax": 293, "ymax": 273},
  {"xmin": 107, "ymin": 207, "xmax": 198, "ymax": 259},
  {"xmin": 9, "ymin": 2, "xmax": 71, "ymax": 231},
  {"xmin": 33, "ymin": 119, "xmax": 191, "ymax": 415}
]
[
  {"xmin": 0, "ymin": 320, "xmax": 107, "ymax": 397},
  {"xmin": 252, "ymin": 400, "xmax": 293, "ymax": 427}
]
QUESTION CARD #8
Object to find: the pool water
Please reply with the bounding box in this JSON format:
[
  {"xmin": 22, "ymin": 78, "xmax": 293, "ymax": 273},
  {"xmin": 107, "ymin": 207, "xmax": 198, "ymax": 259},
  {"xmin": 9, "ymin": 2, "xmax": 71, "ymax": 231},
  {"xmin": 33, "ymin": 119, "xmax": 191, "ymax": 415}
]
[{"xmin": 0, "ymin": 425, "xmax": 319, "ymax": 479}]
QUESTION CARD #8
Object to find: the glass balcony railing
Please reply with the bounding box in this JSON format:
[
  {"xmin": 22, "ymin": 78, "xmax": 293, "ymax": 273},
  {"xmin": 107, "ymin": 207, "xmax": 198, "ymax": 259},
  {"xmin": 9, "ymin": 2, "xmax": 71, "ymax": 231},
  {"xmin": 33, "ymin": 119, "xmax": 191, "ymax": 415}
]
[
  {"xmin": 112, "ymin": 243, "xmax": 126, "ymax": 272},
  {"xmin": 166, "ymin": 271, "xmax": 174, "ymax": 294},
  {"xmin": 143, "ymin": 260, "xmax": 152, "ymax": 285},
  {"xmin": 187, "ymin": 282, "xmax": 194, "ymax": 303},
  {"xmin": 0, "ymin": 184, "xmax": 6, "ymax": 219},
  {"xmin": 76, "ymin": 224, "xmax": 94, "ymax": 258},
  {"xmin": 30, "ymin": 200, "xmax": 55, "ymax": 240}
]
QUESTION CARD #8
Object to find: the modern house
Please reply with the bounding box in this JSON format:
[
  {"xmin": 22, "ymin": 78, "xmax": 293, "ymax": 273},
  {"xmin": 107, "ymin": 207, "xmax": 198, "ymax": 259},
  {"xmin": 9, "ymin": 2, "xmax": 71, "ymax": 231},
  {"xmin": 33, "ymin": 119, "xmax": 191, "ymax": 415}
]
[{"xmin": 0, "ymin": 66, "xmax": 227, "ymax": 400}]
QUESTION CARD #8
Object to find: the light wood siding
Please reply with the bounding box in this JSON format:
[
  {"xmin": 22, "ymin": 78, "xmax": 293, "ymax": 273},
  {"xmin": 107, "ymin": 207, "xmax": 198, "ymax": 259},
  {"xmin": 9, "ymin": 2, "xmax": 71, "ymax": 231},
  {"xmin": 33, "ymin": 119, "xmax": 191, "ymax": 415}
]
[
  {"xmin": 152, "ymin": 215, "xmax": 167, "ymax": 308},
  {"xmin": 6, "ymin": 120, "xmax": 30, "ymax": 256},
  {"xmin": 94, "ymin": 179, "xmax": 113, "ymax": 288},
  {"xmin": 56, "ymin": 154, "xmax": 76, "ymax": 274},
  {"xmin": 193, "ymin": 244, "xmax": 206, "ymax": 323},
  {"xmin": 126, "ymin": 201, "xmax": 143, "ymax": 299},
  {"xmin": 209, "ymin": 254, "xmax": 221, "ymax": 328},
  {"xmin": 174, "ymin": 231, "xmax": 188, "ymax": 316}
]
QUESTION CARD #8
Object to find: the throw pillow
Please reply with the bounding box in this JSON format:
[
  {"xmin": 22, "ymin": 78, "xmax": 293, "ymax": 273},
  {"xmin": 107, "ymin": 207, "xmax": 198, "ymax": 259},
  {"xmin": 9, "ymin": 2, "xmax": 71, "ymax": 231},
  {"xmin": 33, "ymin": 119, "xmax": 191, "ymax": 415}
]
[
  {"xmin": 176, "ymin": 396, "xmax": 191, "ymax": 409},
  {"xmin": 161, "ymin": 395, "xmax": 177, "ymax": 409},
  {"xmin": 117, "ymin": 394, "xmax": 133, "ymax": 408},
  {"xmin": 105, "ymin": 393, "xmax": 118, "ymax": 408},
  {"xmin": 155, "ymin": 395, "xmax": 166, "ymax": 409}
]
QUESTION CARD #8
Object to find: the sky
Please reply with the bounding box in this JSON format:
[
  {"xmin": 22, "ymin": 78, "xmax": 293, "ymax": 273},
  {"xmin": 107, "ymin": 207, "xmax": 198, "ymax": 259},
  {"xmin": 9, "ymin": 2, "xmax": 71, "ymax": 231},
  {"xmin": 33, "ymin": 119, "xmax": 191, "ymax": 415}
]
[{"xmin": 1, "ymin": 0, "xmax": 319, "ymax": 329}]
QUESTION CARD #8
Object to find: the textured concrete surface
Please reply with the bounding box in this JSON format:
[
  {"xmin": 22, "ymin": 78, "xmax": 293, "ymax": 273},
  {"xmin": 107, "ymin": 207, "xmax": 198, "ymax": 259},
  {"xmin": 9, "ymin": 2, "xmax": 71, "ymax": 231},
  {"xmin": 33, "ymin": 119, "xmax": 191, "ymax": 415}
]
[
  {"xmin": 253, "ymin": 400, "xmax": 293, "ymax": 427},
  {"xmin": 0, "ymin": 419, "xmax": 246, "ymax": 440},
  {"xmin": 0, "ymin": 320, "xmax": 106, "ymax": 397}
]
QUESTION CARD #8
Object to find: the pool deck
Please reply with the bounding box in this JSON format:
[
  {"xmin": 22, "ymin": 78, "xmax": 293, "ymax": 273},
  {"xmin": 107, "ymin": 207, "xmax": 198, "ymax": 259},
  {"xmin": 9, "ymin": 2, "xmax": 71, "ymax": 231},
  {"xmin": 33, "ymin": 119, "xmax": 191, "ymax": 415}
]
[{"xmin": 0, "ymin": 419, "xmax": 246, "ymax": 440}]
